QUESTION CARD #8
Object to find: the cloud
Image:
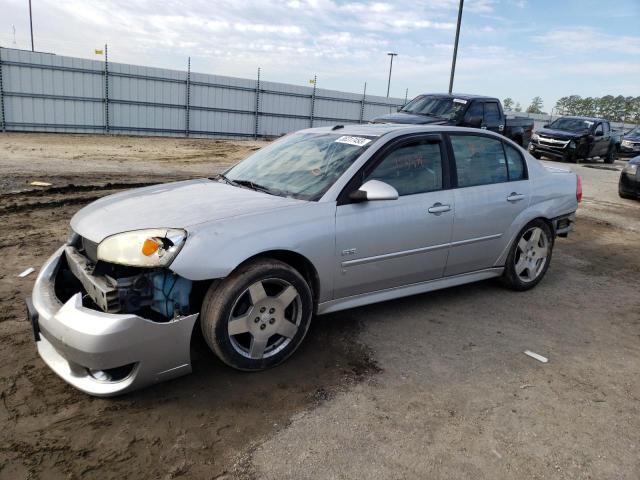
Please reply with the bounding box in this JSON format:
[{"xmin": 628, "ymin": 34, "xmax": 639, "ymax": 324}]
[{"xmin": 533, "ymin": 27, "xmax": 640, "ymax": 56}]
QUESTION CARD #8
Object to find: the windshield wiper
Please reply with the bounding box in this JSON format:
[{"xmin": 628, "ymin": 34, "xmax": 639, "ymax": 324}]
[
  {"xmin": 233, "ymin": 179, "xmax": 283, "ymax": 197},
  {"xmin": 212, "ymin": 173, "xmax": 238, "ymax": 186}
]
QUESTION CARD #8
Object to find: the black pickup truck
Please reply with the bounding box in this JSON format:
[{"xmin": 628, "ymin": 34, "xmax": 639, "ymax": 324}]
[
  {"xmin": 528, "ymin": 116, "xmax": 619, "ymax": 163},
  {"xmin": 371, "ymin": 93, "xmax": 534, "ymax": 147}
]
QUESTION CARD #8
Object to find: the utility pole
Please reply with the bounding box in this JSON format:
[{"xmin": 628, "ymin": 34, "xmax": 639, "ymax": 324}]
[
  {"xmin": 386, "ymin": 52, "xmax": 397, "ymax": 98},
  {"xmin": 29, "ymin": 0, "xmax": 34, "ymax": 51},
  {"xmin": 448, "ymin": 0, "xmax": 464, "ymax": 94}
]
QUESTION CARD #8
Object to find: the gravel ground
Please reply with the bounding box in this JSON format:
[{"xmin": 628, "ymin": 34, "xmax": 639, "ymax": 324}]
[{"xmin": 0, "ymin": 133, "xmax": 638, "ymax": 479}]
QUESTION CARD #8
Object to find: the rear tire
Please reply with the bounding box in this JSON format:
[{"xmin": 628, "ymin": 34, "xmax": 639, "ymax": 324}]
[
  {"xmin": 200, "ymin": 258, "xmax": 313, "ymax": 371},
  {"xmin": 604, "ymin": 146, "xmax": 617, "ymax": 164},
  {"xmin": 501, "ymin": 219, "xmax": 554, "ymax": 291}
]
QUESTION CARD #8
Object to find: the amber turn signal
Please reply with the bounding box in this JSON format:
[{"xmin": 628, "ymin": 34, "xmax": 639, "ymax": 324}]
[{"xmin": 141, "ymin": 238, "xmax": 162, "ymax": 256}]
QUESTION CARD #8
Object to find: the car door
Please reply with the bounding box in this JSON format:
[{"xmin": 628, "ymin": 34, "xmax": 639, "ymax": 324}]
[
  {"xmin": 333, "ymin": 135, "xmax": 454, "ymax": 299},
  {"xmin": 444, "ymin": 133, "xmax": 530, "ymax": 276},
  {"xmin": 483, "ymin": 101, "xmax": 504, "ymax": 135},
  {"xmin": 591, "ymin": 123, "xmax": 608, "ymax": 157}
]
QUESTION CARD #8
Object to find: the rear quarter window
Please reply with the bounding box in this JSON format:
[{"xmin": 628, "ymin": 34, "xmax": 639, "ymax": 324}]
[{"xmin": 504, "ymin": 143, "xmax": 527, "ymax": 181}]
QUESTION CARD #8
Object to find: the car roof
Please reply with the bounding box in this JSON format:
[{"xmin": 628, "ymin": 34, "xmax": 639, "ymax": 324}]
[
  {"xmin": 556, "ymin": 116, "xmax": 605, "ymax": 122},
  {"xmin": 298, "ymin": 123, "xmax": 511, "ymax": 139},
  {"xmin": 413, "ymin": 93, "xmax": 497, "ymax": 101}
]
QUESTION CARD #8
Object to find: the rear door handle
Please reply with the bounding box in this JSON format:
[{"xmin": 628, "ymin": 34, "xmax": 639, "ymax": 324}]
[
  {"xmin": 507, "ymin": 193, "xmax": 525, "ymax": 202},
  {"xmin": 428, "ymin": 203, "xmax": 451, "ymax": 214}
]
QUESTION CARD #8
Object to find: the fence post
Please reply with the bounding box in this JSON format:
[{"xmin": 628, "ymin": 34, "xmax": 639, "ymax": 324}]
[
  {"xmin": 359, "ymin": 82, "xmax": 367, "ymax": 124},
  {"xmin": 185, "ymin": 57, "xmax": 191, "ymax": 137},
  {"xmin": 104, "ymin": 44, "xmax": 109, "ymax": 134},
  {"xmin": 254, "ymin": 67, "xmax": 260, "ymax": 139},
  {"xmin": 0, "ymin": 47, "xmax": 6, "ymax": 132},
  {"xmin": 310, "ymin": 74, "xmax": 317, "ymax": 128}
]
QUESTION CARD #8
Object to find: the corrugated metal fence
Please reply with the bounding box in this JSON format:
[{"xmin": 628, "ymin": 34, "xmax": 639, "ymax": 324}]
[{"xmin": 0, "ymin": 47, "xmax": 404, "ymax": 138}]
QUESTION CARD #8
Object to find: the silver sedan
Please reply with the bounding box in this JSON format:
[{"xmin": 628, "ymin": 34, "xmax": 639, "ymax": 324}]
[{"xmin": 27, "ymin": 124, "xmax": 580, "ymax": 396}]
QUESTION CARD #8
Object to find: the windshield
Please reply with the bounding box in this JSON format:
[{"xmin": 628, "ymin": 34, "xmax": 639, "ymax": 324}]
[
  {"xmin": 547, "ymin": 118, "xmax": 594, "ymax": 133},
  {"xmin": 626, "ymin": 127, "xmax": 640, "ymax": 137},
  {"xmin": 224, "ymin": 132, "xmax": 375, "ymax": 200},
  {"xmin": 400, "ymin": 95, "xmax": 467, "ymax": 120}
]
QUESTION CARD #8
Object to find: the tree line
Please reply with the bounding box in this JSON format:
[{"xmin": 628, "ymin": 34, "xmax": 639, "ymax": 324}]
[{"xmin": 502, "ymin": 95, "xmax": 640, "ymax": 123}]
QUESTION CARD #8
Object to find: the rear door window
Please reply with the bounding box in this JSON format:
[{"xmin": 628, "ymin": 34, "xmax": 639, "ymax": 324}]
[
  {"xmin": 484, "ymin": 103, "xmax": 501, "ymax": 123},
  {"xmin": 504, "ymin": 143, "xmax": 526, "ymax": 181},
  {"xmin": 451, "ymin": 135, "xmax": 508, "ymax": 187}
]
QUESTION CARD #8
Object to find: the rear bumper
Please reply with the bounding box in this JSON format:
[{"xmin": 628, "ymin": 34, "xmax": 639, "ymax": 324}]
[
  {"xmin": 29, "ymin": 246, "xmax": 198, "ymax": 397},
  {"xmin": 552, "ymin": 212, "xmax": 576, "ymax": 237}
]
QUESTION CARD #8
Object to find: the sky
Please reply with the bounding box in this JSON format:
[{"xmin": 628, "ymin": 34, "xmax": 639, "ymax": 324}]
[{"xmin": 2, "ymin": 0, "xmax": 639, "ymax": 111}]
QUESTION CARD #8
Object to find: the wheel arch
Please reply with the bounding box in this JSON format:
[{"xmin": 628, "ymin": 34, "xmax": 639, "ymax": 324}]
[
  {"xmin": 495, "ymin": 215, "xmax": 556, "ymax": 268},
  {"xmin": 237, "ymin": 250, "xmax": 321, "ymax": 307}
]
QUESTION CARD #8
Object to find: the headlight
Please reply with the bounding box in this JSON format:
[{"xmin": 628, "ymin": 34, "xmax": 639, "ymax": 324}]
[
  {"xmin": 623, "ymin": 164, "xmax": 638, "ymax": 176},
  {"xmin": 531, "ymin": 133, "xmax": 539, "ymax": 141},
  {"xmin": 97, "ymin": 228, "xmax": 187, "ymax": 267},
  {"xmin": 622, "ymin": 140, "xmax": 631, "ymax": 147}
]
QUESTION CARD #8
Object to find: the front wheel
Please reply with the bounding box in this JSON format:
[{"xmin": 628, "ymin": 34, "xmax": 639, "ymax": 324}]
[
  {"xmin": 200, "ymin": 259, "xmax": 313, "ymax": 371},
  {"xmin": 501, "ymin": 220, "xmax": 554, "ymax": 291},
  {"xmin": 604, "ymin": 146, "xmax": 617, "ymax": 164}
]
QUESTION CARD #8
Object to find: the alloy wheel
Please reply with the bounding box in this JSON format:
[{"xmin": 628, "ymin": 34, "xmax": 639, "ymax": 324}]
[
  {"xmin": 227, "ymin": 278, "xmax": 302, "ymax": 359},
  {"xmin": 514, "ymin": 226, "xmax": 549, "ymax": 283}
]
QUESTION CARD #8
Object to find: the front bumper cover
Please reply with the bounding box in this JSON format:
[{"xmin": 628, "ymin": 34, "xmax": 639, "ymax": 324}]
[{"xmin": 30, "ymin": 246, "xmax": 198, "ymax": 397}]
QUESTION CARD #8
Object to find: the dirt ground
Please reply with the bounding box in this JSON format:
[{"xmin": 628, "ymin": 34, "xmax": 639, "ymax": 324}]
[{"xmin": 0, "ymin": 132, "xmax": 639, "ymax": 479}]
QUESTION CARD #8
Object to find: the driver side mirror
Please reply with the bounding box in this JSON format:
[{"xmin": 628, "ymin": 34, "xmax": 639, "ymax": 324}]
[
  {"xmin": 464, "ymin": 115, "xmax": 482, "ymax": 128},
  {"xmin": 349, "ymin": 180, "xmax": 399, "ymax": 202}
]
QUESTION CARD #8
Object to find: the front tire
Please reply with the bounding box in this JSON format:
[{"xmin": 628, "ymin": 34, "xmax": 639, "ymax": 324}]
[
  {"xmin": 502, "ymin": 220, "xmax": 554, "ymax": 291},
  {"xmin": 200, "ymin": 259, "xmax": 313, "ymax": 371}
]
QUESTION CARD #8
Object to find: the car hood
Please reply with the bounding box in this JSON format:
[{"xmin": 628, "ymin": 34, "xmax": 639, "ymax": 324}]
[
  {"xmin": 371, "ymin": 112, "xmax": 449, "ymax": 125},
  {"xmin": 536, "ymin": 128, "xmax": 586, "ymax": 140},
  {"xmin": 71, "ymin": 178, "xmax": 304, "ymax": 243},
  {"xmin": 623, "ymin": 133, "xmax": 640, "ymax": 142}
]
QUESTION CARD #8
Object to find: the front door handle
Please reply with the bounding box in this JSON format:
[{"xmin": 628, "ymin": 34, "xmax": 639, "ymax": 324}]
[
  {"xmin": 428, "ymin": 203, "xmax": 451, "ymax": 214},
  {"xmin": 507, "ymin": 192, "xmax": 525, "ymax": 202}
]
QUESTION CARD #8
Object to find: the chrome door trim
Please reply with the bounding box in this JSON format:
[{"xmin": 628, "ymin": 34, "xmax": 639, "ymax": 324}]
[
  {"xmin": 449, "ymin": 232, "xmax": 502, "ymax": 247},
  {"xmin": 341, "ymin": 233, "xmax": 502, "ymax": 268},
  {"xmin": 319, "ymin": 267, "xmax": 504, "ymax": 315},
  {"xmin": 341, "ymin": 242, "xmax": 450, "ymax": 268}
]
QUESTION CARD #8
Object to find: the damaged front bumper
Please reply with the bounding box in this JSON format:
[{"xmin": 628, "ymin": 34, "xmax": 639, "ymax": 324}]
[{"xmin": 28, "ymin": 246, "xmax": 198, "ymax": 397}]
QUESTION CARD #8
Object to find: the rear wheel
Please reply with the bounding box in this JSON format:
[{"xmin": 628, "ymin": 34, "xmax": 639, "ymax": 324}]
[
  {"xmin": 200, "ymin": 259, "xmax": 313, "ymax": 371},
  {"xmin": 604, "ymin": 145, "xmax": 617, "ymax": 164},
  {"xmin": 501, "ymin": 220, "xmax": 554, "ymax": 291}
]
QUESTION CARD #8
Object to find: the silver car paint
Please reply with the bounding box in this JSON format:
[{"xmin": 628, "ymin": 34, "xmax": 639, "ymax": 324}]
[
  {"xmin": 32, "ymin": 247, "xmax": 198, "ymax": 396},
  {"xmin": 31, "ymin": 124, "xmax": 578, "ymax": 395}
]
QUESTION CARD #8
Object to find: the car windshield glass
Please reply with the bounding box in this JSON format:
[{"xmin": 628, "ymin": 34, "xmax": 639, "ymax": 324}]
[
  {"xmin": 224, "ymin": 132, "xmax": 374, "ymax": 200},
  {"xmin": 626, "ymin": 127, "xmax": 640, "ymax": 136},
  {"xmin": 548, "ymin": 118, "xmax": 594, "ymax": 132},
  {"xmin": 400, "ymin": 95, "xmax": 467, "ymax": 120}
]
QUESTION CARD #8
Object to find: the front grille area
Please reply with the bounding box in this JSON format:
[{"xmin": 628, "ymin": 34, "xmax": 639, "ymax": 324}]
[{"xmin": 538, "ymin": 136, "xmax": 569, "ymax": 149}]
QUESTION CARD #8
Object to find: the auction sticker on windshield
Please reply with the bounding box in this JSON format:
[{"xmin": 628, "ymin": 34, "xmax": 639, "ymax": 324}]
[
  {"xmin": 335, "ymin": 136, "xmax": 372, "ymax": 147},
  {"xmin": 453, "ymin": 98, "xmax": 468, "ymax": 104}
]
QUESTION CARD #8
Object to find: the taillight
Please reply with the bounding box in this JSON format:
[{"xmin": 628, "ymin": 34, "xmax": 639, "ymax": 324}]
[{"xmin": 576, "ymin": 175, "xmax": 582, "ymax": 203}]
